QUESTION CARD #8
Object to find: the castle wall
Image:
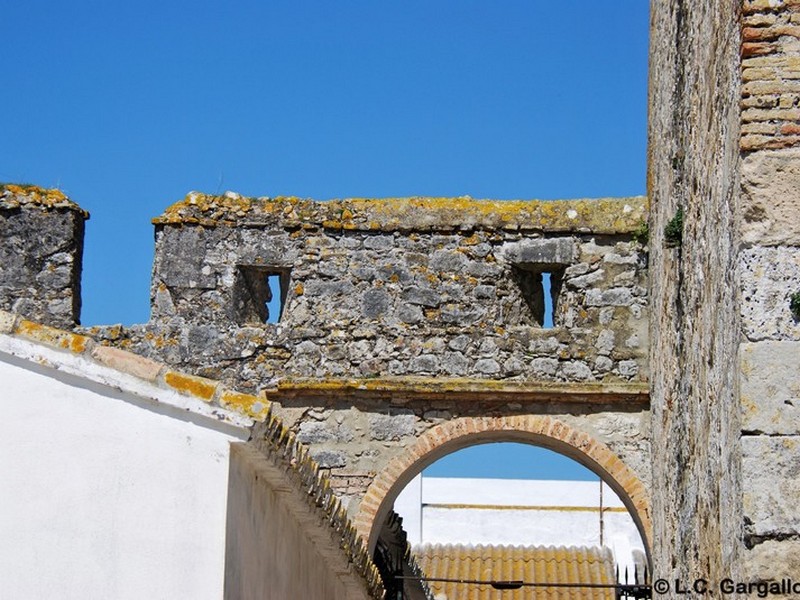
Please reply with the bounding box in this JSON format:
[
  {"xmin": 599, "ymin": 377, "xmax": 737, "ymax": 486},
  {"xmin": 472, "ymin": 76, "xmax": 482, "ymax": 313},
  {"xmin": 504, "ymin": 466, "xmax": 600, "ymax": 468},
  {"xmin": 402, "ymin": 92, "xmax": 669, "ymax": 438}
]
[
  {"xmin": 738, "ymin": 0, "xmax": 800, "ymax": 578},
  {"xmin": 91, "ymin": 195, "xmax": 649, "ymax": 390},
  {"xmin": 94, "ymin": 195, "xmax": 653, "ymax": 517},
  {"xmin": 648, "ymin": 0, "xmax": 743, "ymax": 586},
  {"xmin": 0, "ymin": 185, "xmax": 87, "ymax": 328}
]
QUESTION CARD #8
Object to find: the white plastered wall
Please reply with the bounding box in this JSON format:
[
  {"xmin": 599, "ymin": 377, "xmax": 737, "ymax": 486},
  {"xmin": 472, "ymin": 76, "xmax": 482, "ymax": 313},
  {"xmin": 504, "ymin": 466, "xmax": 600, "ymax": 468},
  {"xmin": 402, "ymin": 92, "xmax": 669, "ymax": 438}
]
[
  {"xmin": 0, "ymin": 337, "xmax": 249, "ymax": 600},
  {"xmin": 395, "ymin": 475, "xmax": 645, "ymax": 575}
]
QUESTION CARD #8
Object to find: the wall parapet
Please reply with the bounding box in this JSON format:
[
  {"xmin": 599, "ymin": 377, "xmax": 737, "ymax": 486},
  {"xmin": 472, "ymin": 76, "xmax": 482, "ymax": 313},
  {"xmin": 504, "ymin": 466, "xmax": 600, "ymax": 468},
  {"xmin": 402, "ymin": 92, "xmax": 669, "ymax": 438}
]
[
  {"xmin": 114, "ymin": 193, "xmax": 652, "ymax": 391},
  {"xmin": 0, "ymin": 184, "xmax": 88, "ymax": 328},
  {"xmin": 0, "ymin": 184, "xmax": 89, "ymax": 216},
  {"xmin": 153, "ymin": 192, "xmax": 648, "ymax": 234}
]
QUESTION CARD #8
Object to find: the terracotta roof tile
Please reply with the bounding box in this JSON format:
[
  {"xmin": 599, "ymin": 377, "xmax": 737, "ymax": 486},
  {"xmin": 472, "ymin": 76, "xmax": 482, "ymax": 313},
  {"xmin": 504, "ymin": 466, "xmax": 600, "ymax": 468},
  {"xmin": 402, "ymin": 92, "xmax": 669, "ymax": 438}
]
[{"xmin": 413, "ymin": 544, "xmax": 616, "ymax": 600}]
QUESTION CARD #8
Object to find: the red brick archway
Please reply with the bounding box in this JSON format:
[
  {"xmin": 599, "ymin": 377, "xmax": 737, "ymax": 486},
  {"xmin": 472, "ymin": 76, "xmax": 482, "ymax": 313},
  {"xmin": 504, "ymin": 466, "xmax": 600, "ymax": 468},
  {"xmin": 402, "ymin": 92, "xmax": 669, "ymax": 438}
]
[{"xmin": 354, "ymin": 415, "xmax": 652, "ymax": 558}]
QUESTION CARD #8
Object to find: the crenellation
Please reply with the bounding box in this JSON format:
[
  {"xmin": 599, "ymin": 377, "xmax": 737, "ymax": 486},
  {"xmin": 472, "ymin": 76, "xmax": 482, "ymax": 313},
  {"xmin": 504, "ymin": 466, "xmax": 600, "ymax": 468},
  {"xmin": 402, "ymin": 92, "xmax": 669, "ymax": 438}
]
[
  {"xmin": 87, "ymin": 196, "xmax": 649, "ymax": 393},
  {"xmin": 0, "ymin": 185, "xmax": 88, "ymax": 328}
]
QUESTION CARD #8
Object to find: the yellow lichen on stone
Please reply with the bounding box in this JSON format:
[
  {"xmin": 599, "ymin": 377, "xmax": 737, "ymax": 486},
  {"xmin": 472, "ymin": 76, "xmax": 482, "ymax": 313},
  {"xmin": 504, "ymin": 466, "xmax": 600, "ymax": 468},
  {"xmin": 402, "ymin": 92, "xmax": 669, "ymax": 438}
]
[
  {"xmin": 219, "ymin": 389, "xmax": 270, "ymax": 420},
  {"xmin": 153, "ymin": 192, "xmax": 648, "ymax": 234},
  {"xmin": 163, "ymin": 370, "xmax": 218, "ymax": 401},
  {"xmin": 0, "ymin": 183, "xmax": 89, "ymax": 217},
  {"xmin": 15, "ymin": 319, "xmax": 90, "ymax": 354}
]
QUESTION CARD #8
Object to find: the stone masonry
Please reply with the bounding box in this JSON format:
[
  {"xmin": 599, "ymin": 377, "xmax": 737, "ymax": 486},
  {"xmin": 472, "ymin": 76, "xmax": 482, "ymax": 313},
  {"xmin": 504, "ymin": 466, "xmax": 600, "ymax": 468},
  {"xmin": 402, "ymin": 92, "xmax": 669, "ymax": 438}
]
[
  {"xmin": 649, "ymin": 0, "xmax": 800, "ymax": 588},
  {"xmin": 7, "ymin": 1, "xmax": 800, "ymax": 590},
  {"xmin": 738, "ymin": 0, "xmax": 800, "ymax": 579},
  {"xmin": 77, "ymin": 194, "xmax": 652, "ymax": 517},
  {"xmin": 0, "ymin": 184, "xmax": 87, "ymax": 328},
  {"xmin": 86, "ymin": 194, "xmax": 649, "ymax": 390}
]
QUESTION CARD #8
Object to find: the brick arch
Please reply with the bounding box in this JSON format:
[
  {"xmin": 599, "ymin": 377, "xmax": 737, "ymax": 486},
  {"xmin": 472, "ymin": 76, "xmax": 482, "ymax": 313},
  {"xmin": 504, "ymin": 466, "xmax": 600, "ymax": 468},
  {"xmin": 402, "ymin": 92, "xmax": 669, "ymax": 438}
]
[{"xmin": 354, "ymin": 415, "xmax": 652, "ymax": 558}]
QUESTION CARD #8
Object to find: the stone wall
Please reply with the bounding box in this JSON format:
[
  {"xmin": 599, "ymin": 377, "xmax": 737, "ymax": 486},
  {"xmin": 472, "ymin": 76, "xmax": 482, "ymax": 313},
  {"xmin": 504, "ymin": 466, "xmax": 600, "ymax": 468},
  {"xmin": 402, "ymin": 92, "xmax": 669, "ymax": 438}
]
[
  {"xmin": 86, "ymin": 194, "xmax": 649, "ymax": 393},
  {"xmin": 648, "ymin": 0, "xmax": 743, "ymax": 587},
  {"xmin": 739, "ymin": 0, "xmax": 800, "ymax": 577},
  {"xmin": 267, "ymin": 386, "xmax": 651, "ymax": 517},
  {"xmin": 742, "ymin": 0, "xmax": 800, "ymax": 152},
  {"xmin": 0, "ymin": 185, "xmax": 87, "ymax": 328},
  {"xmin": 80, "ymin": 193, "xmax": 654, "ymax": 529}
]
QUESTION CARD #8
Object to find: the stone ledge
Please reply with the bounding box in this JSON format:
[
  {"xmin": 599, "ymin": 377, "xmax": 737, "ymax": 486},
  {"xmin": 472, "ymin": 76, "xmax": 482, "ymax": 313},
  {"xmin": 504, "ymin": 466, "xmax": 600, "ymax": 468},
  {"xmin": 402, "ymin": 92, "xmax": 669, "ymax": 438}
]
[
  {"xmin": 266, "ymin": 377, "xmax": 650, "ymax": 406},
  {"xmin": 0, "ymin": 309, "xmax": 269, "ymax": 421},
  {"xmin": 0, "ymin": 184, "xmax": 90, "ymax": 218},
  {"xmin": 153, "ymin": 192, "xmax": 648, "ymax": 234}
]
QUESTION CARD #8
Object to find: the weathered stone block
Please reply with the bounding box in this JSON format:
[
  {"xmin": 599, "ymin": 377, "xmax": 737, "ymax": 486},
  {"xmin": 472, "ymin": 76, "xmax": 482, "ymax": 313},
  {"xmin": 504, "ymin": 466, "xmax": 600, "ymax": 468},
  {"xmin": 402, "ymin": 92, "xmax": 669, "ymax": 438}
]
[
  {"xmin": 297, "ymin": 422, "xmax": 354, "ymax": 444},
  {"xmin": 742, "ymin": 435, "xmax": 800, "ymax": 537},
  {"xmin": 741, "ymin": 540, "xmax": 800, "ymax": 580},
  {"xmin": 739, "ymin": 246, "xmax": 800, "ymax": 341},
  {"xmin": 501, "ymin": 238, "xmax": 575, "ymax": 266},
  {"xmin": 742, "ymin": 148, "xmax": 800, "ymax": 245},
  {"xmin": 311, "ymin": 450, "xmax": 347, "ymax": 469},
  {"xmin": 369, "ymin": 414, "xmax": 415, "ymax": 441},
  {"xmin": 362, "ymin": 289, "xmax": 390, "ymax": 318},
  {"xmin": 741, "ymin": 342, "xmax": 800, "ymax": 434}
]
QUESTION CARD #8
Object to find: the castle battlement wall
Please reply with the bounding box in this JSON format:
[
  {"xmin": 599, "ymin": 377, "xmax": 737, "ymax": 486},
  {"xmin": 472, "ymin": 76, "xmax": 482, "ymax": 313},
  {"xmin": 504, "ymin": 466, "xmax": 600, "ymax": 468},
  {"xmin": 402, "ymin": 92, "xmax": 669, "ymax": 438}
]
[
  {"xmin": 93, "ymin": 193, "xmax": 650, "ymax": 392},
  {"xmin": 0, "ymin": 184, "xmax": 88, "ymax": 329}
]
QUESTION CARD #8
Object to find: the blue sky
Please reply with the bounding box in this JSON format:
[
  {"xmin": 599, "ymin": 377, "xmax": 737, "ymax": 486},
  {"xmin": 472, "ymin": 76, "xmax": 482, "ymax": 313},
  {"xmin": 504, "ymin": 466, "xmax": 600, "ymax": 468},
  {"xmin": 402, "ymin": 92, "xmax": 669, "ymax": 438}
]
[
  {"xmin": 425, "ymin": 443, "xmax": 597, "ymax": 481},
  {"xmin": 3, "ymin": 2, "xmax": 649, "ymax": 480}
]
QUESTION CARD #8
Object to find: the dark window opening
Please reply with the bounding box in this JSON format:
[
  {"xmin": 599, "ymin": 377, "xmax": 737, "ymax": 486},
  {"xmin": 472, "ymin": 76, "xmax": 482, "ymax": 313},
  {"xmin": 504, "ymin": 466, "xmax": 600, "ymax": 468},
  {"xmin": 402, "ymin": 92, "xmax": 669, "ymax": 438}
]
[
  {"xmin": 513, "ymin": 266, "xmax": 564, "ymax": 328},
  {"xmin": 233, "ymin": 266, "xmax": 291, "ymax": 324}
]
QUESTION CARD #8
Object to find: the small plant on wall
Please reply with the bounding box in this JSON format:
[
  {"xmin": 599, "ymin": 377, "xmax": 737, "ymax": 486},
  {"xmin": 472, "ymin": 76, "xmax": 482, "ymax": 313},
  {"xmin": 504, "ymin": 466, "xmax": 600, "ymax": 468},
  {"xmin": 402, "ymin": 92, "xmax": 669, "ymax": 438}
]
[
  {"xmin": 664, "ymin": 207, "xmax": 684, "ymax": 248},
  {"xmin": 790, "ymin": 291, "xmax": 800, "ymax": 320}
]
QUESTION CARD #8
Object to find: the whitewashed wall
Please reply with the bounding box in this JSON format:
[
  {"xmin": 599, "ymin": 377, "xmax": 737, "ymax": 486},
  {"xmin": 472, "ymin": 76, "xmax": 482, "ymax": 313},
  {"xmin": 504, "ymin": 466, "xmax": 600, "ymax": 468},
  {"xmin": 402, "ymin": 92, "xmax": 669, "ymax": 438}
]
[
  {"xmin": 0, "ymin": 340, "xmax": 249, "ymax": 600},
  {"xmin": 395, "ymin": 475, "xmax": 645, "ymax": 574}
]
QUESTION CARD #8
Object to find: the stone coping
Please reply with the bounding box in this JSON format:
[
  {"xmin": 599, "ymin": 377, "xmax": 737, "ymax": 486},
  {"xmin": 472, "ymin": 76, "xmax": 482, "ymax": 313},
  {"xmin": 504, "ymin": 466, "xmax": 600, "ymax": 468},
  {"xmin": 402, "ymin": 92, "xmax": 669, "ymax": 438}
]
[
  {"xmin": 0, "ymin": 310, "xmax": 267, "ymax": 421},
  {"xmin": 154, "ymin": 191, "xmax": 648, "ymax": 234},
  {"xmin": 266, "ymin": 377, "xmax": 650, "ymax": 406},
  {"xmin": 0, "ymin": 184, "xmax": 90, "ymax": 218}
]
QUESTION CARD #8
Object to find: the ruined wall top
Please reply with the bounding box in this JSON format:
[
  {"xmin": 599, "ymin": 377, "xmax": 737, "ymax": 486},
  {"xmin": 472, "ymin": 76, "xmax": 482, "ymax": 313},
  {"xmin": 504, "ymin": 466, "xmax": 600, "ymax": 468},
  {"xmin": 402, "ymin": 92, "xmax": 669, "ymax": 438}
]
[
  {"xmin": 0, "ymin": 185, "xmax": 88, "ymax": 328},
  {"xmin": 154, "ymin": 192, "xmax": 647, "ymax": 234},
  {"xmin": 0, "ymin": 184, "xmax": 89, "ymax": 217}
]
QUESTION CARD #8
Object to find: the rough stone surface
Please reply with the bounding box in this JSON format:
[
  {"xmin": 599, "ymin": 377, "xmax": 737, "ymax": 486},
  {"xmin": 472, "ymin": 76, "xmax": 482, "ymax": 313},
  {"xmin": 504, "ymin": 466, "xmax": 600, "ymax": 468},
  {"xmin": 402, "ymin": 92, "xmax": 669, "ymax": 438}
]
[
  {"xmin": 741, "ymin": 149, "xmax": 800, "ymax": 245},
  {"xmin": 0, "ymin": 185, "xmax": 87, "ymax": 328},
  {"xmin": 82, "ymin": 196, "xmax": 649, "ymax": 390},
  {"xmin": 648, "ymin": 0, "xmax": 743, "ymax": 584},
  {"xmin": 741, "ymin": 540, "xmax": 800, "ymax": 580},
  {"xmin": 742, "ymin": 435, "xmax": 800, "ymax": 540},
  {"xmin": 500, "ymin": 238, "xmax": 575, "ymax": 266},
  {"xmin": 740, "ymin": 341, "xmax": 800, "ymax": 434},
  {"xmin": 739, "ymin": 246, "xmax": 800, "ymax": 341}
]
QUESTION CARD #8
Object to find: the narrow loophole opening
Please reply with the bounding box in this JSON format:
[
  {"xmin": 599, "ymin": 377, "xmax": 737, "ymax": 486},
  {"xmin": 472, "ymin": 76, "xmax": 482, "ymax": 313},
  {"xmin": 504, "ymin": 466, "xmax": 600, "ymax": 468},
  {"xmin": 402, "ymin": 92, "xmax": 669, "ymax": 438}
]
[{"xmin": 234, "ymin": 267, "xmax": 290, "ymax": 325}]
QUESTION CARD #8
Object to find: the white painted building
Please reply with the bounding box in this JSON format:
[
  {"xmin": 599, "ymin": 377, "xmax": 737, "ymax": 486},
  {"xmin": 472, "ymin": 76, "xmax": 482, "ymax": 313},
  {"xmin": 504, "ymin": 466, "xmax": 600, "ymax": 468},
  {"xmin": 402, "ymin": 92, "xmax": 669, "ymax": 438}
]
[
  {"xmin": 0, "ymin": 327, "xmax": 252, "ymax": 600},
  {"xmin": 394, "ymin": 474, "xmax": 646, "ymax": 576}
]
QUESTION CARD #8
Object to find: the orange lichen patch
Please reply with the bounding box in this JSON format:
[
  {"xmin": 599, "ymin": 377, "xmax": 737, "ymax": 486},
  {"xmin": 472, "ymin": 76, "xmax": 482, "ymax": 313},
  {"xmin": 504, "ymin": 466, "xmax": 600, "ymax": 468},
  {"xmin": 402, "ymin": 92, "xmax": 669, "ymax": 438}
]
[
  {"xmin": 219, "ymin": 388, "xmax": 270, "ymax": 420},
  {"xmin": 163, "ymin": 370, "xmax": 218, "ymax": 401},
  {"xmin": 153, "ymin": 192, "xmax": 648, "ymax": 235},
  {"xmin": 268, "ymin": 377, "xmax": 649, "ymax": 405},
  {"xmin": 0, "ymin": 184, "xmax": 89, "ymax": 217},
  {"xmin": 15, "ymin": 319, "xmax": 91, "ymax": 354}
]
